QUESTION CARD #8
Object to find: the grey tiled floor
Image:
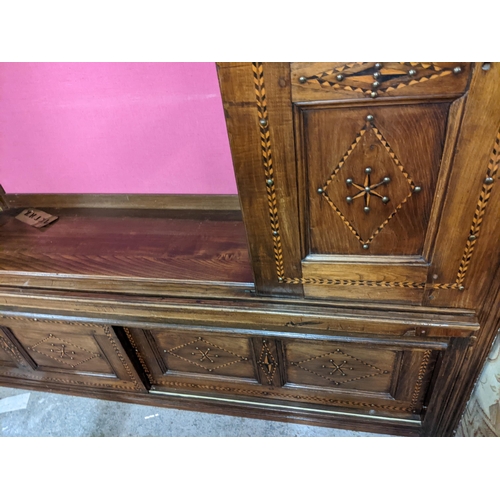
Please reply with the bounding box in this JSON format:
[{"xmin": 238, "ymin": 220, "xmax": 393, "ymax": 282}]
[{"xmin": 0, "ymin": 386, "xmax": 387, "ymax": 437}]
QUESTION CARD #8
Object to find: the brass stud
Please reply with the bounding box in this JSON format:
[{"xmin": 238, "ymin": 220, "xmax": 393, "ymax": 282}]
[
  {"xmin": 459, "ymin": 285, "xmax": 465, "ymax": 291},
  {"xmin": 364, "ymin": 206, "xmax": 370, "ymax": 213},
  {"xmin": 373, "ymin": 72, "xmax": 381, "ymax": 80},
  {"xmin": 468, "ymin": 234, "xmax": 477, "ymax": 241},
  {"xmin": 366, "ymin": 114, "xmax": 374, "ymax": 122},
  {"xmin": 413, "ymin": 186, "xmax": 422, "ymax": 192},
  {"xmin": 372, "ymin": 81, "xmax": 380, "ymax": 88},
  {"xmin": 259, "ymin": 119, "xmax": 268, "ymax": 127},
  {"xmin": 364, "ymin": 186, "xmax": 371, "ymax": 193},
  {"xmin": 383, "ymin": 177, "xmax": 391, "ymax": 184},
  {"xmin": 370, "ymin": 91, "xmax": 378, "ymax": 99},
  {"xmin": 453, "ymin": 66, "xmax": 462, "ymax": 74},
  {"xmin": 346, "ymin": 196, "xmax": 353, "ymax": 204},
  {"xmin": 408, "ymin": 69, "xmax": 417, "ymax": 77},
  {"xmin": 266, "ymin": 178, "xmax": 274, "ymax": 186},
  {"xmin": 299, "ymin": 76, "xmax": 307, "ymax": 84},
  {"xmin": 317, "ymin": 187, "xmax": 323, "ymax": 194},
  {"xmin": 365, "ymin": 167, "xmax": 372, "ymax": 174},
  {"xmin": 374, "ymin": 63, "xmax": 383, "ymax": 70},
  {"xmin": 362, "ymin": 243, "xmax": 370, "ymax": 250},
  {"xmin": 273, "ymin": 230, "xmax": 279, "ymax": 236},
  {"xmin": 382, "ymin": 196, "xmax": 390, "ymax": 204},
  {"xmin": 485, "ymin": 177, "xmax": 494, "ymax": 185},
  {"xmin": 346, "ymin": 178, "xmax": 353, "ymax": 185},
  {"xmin": 336, "ymin": 74, "xmax": 344, "ymax": 81}
]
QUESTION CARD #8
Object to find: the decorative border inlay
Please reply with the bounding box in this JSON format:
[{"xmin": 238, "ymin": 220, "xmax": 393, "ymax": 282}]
[
  {"xmin": 300, "ymin": 62, "xmax": 453, "ymax": 97},
  {"xmin": 409, "ymin": 350, "xmax": 432, "ymax": 412},
  {"xmin": 252, "ymin": 63, "xmax": 498, "ymax": 292},
  {"xmin": 160, "ymin": 380, "xmax": 413, "ymax": 413},
  {"xmin": 0, "ymin": 332, "xmax": 29, "ymax": 367},
  {"xmin": 123, "ymin": 327, "xmax": 155, "ymax": 385}
]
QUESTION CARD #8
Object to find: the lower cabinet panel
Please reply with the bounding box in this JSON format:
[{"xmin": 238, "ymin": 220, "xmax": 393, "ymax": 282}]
[
  {"xmin": 0, "ymin": 317, "xmax": 145, "ymax": 393},
  {"xmin": 126, "ymin": 326, "xmax": 441, "ymax": 418}
]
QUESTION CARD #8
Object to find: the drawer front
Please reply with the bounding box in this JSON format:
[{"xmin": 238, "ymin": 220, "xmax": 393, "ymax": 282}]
[
  {"xmin": 127, "ymin": 325, "xmax": 442, "ymax": 418},
  {"xmin": 0, "ymin": 316, "xmax": 145, "ymax": 392},
  {"xmin": 291, "ymin": 62, "xmax": 471, "ymax": 102}
]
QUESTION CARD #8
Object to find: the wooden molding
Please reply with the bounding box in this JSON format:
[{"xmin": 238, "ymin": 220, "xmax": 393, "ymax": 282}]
[{"xmin": 3, "ymin": 193, "xmax": 241, "ymax": 211}]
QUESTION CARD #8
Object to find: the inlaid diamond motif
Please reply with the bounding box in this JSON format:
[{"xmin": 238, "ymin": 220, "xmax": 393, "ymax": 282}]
[
  {"xmin": 166, "ymin": 337, "xmax": 248, "ymax": 373},
  {"xmin": 292, "ymin": 348, "xmax": 384, "ymax": 386},
  {"xmin": 28, "ymin": 333, "xmax": 100, "ymax": 369},
  {"xmin": 319, "ymin": 118, "xmax": 417, "ymax": 247}
]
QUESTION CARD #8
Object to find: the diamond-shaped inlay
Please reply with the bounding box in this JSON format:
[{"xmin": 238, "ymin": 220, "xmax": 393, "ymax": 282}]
[
  {"xmin": 28, "ymin": 333, "xmax": 100, "ymax": 368},
  {"xmin": 302, "ymin": 62, "xmax": 454, "ymax": 96},
  {"xmin": 319, "ymin": 118, "xmax": 417, "ymax": 246},
  {"xmin": 291, "ymin": 348, "xmax": 384, "ymax": 386},
  {"xmin": 166, "ymin": 337, "xmax": 248, "ymax": 373},
  {"xmin": 258, "ymin": 341, "xmax": 278, "ymax": 385}
]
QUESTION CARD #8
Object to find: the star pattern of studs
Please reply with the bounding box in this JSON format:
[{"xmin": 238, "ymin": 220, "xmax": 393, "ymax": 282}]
[{"xmin": 346, "ymin": 167, "xmax": 391, "ymax": 213}]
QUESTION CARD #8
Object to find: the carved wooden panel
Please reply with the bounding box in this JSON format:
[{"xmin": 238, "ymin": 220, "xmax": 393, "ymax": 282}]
[
  {"xmin": 305, "ymin": 103, "xmax": 448, "ymax": 255},
  {"xmin": 291, "ymin": 62, "xmax": 471, "ymax": 102},
  {"xmin": 0, "ymin": 317, "xmax": 145, "ymax": 392},
  {"xmin": 126, "ymin": 327, "xmax": 259, "ymax": 385}
]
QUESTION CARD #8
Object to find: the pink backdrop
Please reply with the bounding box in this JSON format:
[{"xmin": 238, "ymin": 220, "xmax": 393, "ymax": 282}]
[{"xmin": 0, "ymin": 63, "xmax": 237, "ymax": 194}]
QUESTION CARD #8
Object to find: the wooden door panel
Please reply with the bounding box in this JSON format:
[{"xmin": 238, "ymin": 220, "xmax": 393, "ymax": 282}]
[
  {"xmin": 0, "ymin": 317, "xmax": 145, "ymax": 392},
  {"xmin": 304, "ymin": 103, "xmax": 449, "ymax": 256},
  {"xmin": 291, "ymin": 62, "xmax": 471, "ymax": 102}
]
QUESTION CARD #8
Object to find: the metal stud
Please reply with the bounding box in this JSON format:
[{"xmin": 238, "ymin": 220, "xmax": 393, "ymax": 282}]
[
  {"xmin": 346, "ymin": 196, "xmax": 353, "ymax": 204},
  {"xmin": 366, "ymin": 114, "xmax": 374, "ymax": 122},
  {"xmin": 374, "ymin": 63, "xmax": 383, "ymax": 70},
  {"xmin": 485, "ymin": 177, "xmax": 494, "ymax": 185},
  {"xmin": 362, "ymin": 243, "xmax": 370, "ymax": 250},
  {"xmin": 370, "ymin": 91, "xmax": 378, "ymax": 99},
  {"xmin": 317, "ymin": 187, "xmax": 323, "ymax": 194},
  {"xmin": 413, "ymin": 186, "xmax": 422, "ymax": 192},
  {"xmin": 266, "ymin": 178, "xmax": 274, "ymax": 186},
  {"xmin": 273, "ymin": 230, "xmax": 279, "ymax": 236},
  {"xmin": 453, "ymin": 66, "xmax": 462, "ymax": 74},
  {"xmin": 299, "ymin": 76, "xmax": 307, "ymax": 84},
  {"xmin": 259, "ymin": 119, "xmax": 268, "ymax": 126},
  {"xmin": 459, "ymin": 285, "xmax": 465, "ymax": 291},
  {"xmin": 346, "ymin": 178, "xmax": 353, "ymax": 185},
  {"xmin": 372, "ymin": 81, "xmax": 380, "ymax": 88},
  {"xmin": 364, "ymin": 206, "xmax": 370, "ymax": 213},
  {"xmin": 382, "ymin": 196, "xmax": 390, "ymax": 204},
  {"xmin": 468, "ymin": 234, "xmax": 477, "ymax": 241},
  {"xmin": 364, "ymin": 186, "xmax": 371, "ymax": 192},
  {"xmin": 278, "ymin": 277, "xmax": 283, "ymax": 282},
  {"xmin": 373, "ymin": 72, "xmax": 381, "ymax": 80},
  {"xmin": 383, "ymin": 176, "xmax": 391, "ymax": 184},
  {"xmin": 365, "ymin": 167, "xmax": 372, "ymax": 174},
  {"xmin": 336, "ymin": 74, "xmax": 344, "ymax": 81},
  {"xmin": 408, "ymin": 69, "xmax": 417, "ymax": 77}
]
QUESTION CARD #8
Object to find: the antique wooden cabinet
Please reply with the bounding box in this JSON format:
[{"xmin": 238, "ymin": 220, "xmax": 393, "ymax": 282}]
[{"xmin": 0, "ymin": 62, "xmax": 499, "ymax": 436}]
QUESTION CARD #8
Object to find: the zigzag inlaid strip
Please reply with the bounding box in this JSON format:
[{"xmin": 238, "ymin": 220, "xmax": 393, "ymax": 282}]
[
  {"xmin": 301, "ymin": 62, "xmax": 453, "ymax": 96},
  {"xmin": 409, "ymin": 350, "xmax": 432, "ymax": 412},
  {"xmin": 432, "ymin": 126, "xmax": 500, "ymax": 291},
  {"xmin": 123, "ymin": 327, "xmax": 155, "ymax": 385},
  {"xmin": 284, "ymin": 277, "xmax": 425, "ymax": 288},
  {"xmin": 161, "ymin": 380, "xmax": 413, "ymax": 413},
  {"xmin": 252, "ymin": 62, "xmax": 285, "ymax": 280}
]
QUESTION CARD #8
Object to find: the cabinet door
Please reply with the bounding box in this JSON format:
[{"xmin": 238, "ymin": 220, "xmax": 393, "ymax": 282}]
[
  {"xmin": 0, "ymin": 316, "xmax": 145, "ymax": 393},
  {"xmin": 218, "ymin": 62, "xmax": 500, "ymax": 308}
]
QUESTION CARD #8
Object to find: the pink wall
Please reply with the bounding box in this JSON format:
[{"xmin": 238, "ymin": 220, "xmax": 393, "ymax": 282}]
[{"xmin": 0, "ymin": 63, "xmax": 237, "ymax": 194}]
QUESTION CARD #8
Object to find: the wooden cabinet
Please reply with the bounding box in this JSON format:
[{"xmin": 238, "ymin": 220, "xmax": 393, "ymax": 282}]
[
  {"xmin": 0, "ymin": 316, "xmax": 145, "ymax": 393},
  {"xmin": 0, "ymin": 62, "xmax": 499, "ymax": 436}
]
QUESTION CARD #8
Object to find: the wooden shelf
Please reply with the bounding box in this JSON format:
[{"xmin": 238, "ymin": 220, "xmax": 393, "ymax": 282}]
[{"xmin": 0, "ymin": 207, "xmax": 254, "ymax": 292}]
